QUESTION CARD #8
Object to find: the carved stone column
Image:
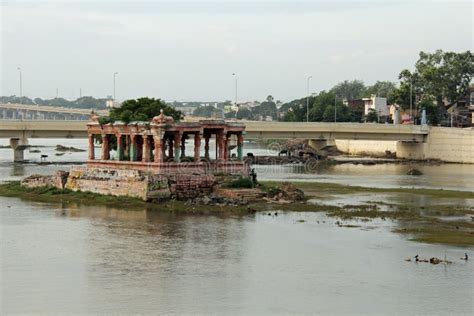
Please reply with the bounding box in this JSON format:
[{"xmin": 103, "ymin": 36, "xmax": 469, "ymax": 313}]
[
  {"xmin": 130, "ymin": 134, "xmax": 137, "ymax": 161},
  {"xmin": 88, "ymin": 134, "xmax": 95, "ymax": 160},
  {"xmin": 174, "ymin": 132, "xmax": 182, "ymax": 162},
  {"xmin": 142, "ymin": 135, "xmax": 150, "ymax": 162},
  {"xmin": 168, "ymin": 138, "xmax": 174, "ymax": 159},
  {"xmin": 224, "ymin": 134, "xmax": 230, "ymax": 160},
  {"xmin": 217, "ymin": 131, "xmax": 225, "ymax": 160},
  {"xmin": 194, "ymin": 133, "xmax": 202, "ymax": 162},
  {"xmin": 180, "ymin": 134, "xmax": 186, "ymax": 159},
  {"xmin": 101, "ymin": 134, "xmax": 110, "ymax": 160},
  {"xmin": 116, "ymin": 134, "xmax": 124, "ymax": 161},
  {"xmin": 153, "ymin": 136, "xmax": 163, "ymax": 163},
  {"xmin": 237, "ymin": 132, "xmax": 244, "ymax": 161},
  {"xmin": 204, "ymin": 134, "xmax": 210, "ymax": 159}
]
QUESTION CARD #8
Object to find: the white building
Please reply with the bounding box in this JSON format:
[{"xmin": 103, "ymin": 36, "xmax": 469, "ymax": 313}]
[{"xmin": 362, "ymin": 95, "xmax": 388, "ymax": 116}]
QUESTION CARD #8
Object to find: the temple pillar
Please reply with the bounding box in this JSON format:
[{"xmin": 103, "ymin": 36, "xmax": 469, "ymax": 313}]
[
  {"xmin": 217, "ymin": 131, "xmax": 225, "ymax": 160},
  {"xmin": 88, "ymin": 134, "xmax": 95, "ymax": 160},
  {"xmin": 237, "ymin": 133, "xmax": 244, "ymax": 161},
  {"xmin": 142, "ymin": 136, "xmax": 151, "ymax": 162},
  {"xmin": 117, "ymin": 134, "xmax": 124, "ymax": 161},
  {"xmin": 153, "ymin": 136, "xmax": 163, "ymax": 163},
  {"xmin": 194, "ymin": 133, "xmax": 202, "ymax": 162},
  {"xmin": 101, "ymin": 134, "xmax": 110, "ymax": 160},
  {"xmin": 168, "ymin": 138, "xmax": 174, "ymax": 159},
  {"xmin": 180, "ymin": 134, "xmax": 186, "ymax": 159},
  {"xmin": 204, "ymin": 134, "xmax": 210, "ymax": 159},
  {"xmin": 130, "ymin": 134, "xmax": 137, "ymax": 161},
  {"xmin": 224, "ymin": 134, "xmax": 230, "ymax": 160},
  {"xmin": 174, "ymin": 132, "xmax": 182, "ymax": 162}
]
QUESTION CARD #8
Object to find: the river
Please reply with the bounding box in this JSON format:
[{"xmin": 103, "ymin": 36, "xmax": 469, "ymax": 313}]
[{"xmin": 0, "ymin": 139, "xmax": 473, "ymax": 314}]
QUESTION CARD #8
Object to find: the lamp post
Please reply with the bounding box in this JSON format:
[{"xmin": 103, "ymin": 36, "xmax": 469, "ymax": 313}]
[
  {"xmin": 334, "ymin": 94, "xmax": 337, "ymax": 123},
  {"xmin": 113, "ymin": 72, "xmax": 119, "ymax": 101},
  {"xmin": 17, "ymin": 67, "xmax": 22, "ymax": 103},
  {"xmin": 306, "ymin": 75, "xmax": 312, "ymax": 122},
  {"xmin": 232, "ymin": 73, "xmax": 238, "ymax": 109},
  {"xmin": 409, "ymin": 79, "xmax": 413, "ymax": 124}
]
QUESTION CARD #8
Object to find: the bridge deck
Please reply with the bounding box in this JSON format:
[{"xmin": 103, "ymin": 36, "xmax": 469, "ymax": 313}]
[{"xmin": 0, "ymin": 120, "xmax": 429, "ymax": 142}]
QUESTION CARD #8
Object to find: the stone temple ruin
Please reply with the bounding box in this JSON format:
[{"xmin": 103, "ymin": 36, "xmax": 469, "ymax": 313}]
[{"xmin": 22, "ymin": 111, "xmax": 251, "ymax": 201}]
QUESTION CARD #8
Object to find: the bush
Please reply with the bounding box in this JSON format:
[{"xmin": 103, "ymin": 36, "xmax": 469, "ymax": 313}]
[{"xmin": 227, "ymin": 177, "xmax": 254, "ymax": 188}]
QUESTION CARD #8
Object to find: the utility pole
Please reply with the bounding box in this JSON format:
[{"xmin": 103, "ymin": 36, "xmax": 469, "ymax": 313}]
[
  {"xmin": 113, "ymin": 72, "xmax": 119, "ymax": 101},
  {"xmin": 306, "ymin": 76, "xmax": 312, "ymax": 122},
  {"xmin": 409, "ymin": 79, "xmax": 413, "ymax": 124},
  {"xmin": 334, "ymin": 94, "xmax": 337, "ymax": 123},
  {"xmin": 232, "ymin": 73, "xmax": 238, "ymax": 109},
  {"xmin": 17, "ymin": 67, "xmax": 22, "ymax": 103}
]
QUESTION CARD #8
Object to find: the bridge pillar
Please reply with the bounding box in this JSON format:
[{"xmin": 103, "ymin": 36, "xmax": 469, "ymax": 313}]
[
  {"xmin": 396, "ymin": 141, "xmax": 426, "ymax": 160},
  {"xmin": 308, "ymin": 139, "xmax": 328, "ymax": 151},
  {"xmin": 9, "ymin": 137, "xmax": 29, "ymax": 162}
]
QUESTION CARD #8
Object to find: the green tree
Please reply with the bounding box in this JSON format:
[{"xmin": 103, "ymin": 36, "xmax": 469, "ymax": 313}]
[
  {"xmin": 236, "ymin": 107, "xmax": 252, "ymax": 119},
  {"xmin": 105, "ymin": 97, "xmax": 183, "ymax": 124},
  {"xmin": 331, "ymin": 80, "xmax": 366, "ymax": 100},
  {"xmin": 365, "ymin": 81, "xmax": 397, "ymax": 103},
  {"xmin": 365, "ymin": 108, "xmax": 378, "ymax": 122},
  {"xmin": 395, "ymin": 50, "xmax": 474, "ymax": 115},
  {"xmin": 193, "ymin": 105, "xmax": 218, "ymax": 118},
  {"xmin": 253, "ymin": 99, "xmax": 277, "ymax": 120}
]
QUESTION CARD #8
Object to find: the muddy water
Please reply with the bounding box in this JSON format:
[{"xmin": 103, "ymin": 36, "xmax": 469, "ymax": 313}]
[{"xmin": 0, "ymin": 139, "xmax": 473, "ymax": 314}]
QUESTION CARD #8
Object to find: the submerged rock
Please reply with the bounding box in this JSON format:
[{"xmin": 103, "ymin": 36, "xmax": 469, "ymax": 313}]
[{"xmin": 407, "ymin": 168, "xmax": 423, "ymax": 176}]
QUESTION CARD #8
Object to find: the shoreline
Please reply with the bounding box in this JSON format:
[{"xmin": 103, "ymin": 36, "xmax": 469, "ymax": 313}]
[{"xmin": 1, "ymin": 180, "xmax": 473, "ymax": 246}]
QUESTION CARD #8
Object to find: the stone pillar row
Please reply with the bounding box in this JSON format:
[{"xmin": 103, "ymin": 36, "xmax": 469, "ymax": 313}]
[{"xmin": 92, "ymin": 130, "xmax": 241, "ymax": 163}]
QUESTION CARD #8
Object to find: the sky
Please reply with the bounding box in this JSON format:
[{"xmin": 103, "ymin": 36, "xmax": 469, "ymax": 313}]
[{"xmin": 0, "ymin": 0, "xmax": 472, "ymax": 102}]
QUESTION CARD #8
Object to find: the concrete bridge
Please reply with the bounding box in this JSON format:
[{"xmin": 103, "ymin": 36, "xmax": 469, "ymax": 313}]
[
  {"xmin": 0, "ymin": 120, "xmax": 432, "ymax": 162},
  {"xmin": 0, "ymin": 103, "xmax": 109, "ymax": 121}
]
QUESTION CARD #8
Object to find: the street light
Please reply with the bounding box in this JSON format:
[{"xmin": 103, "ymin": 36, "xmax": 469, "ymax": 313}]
[
  {"xmin": 232, "ymin": 73, "xmax": 238, "ymax": 108},
  {"xmin": 409, "ymin": 79, "xmax": 412, "ymax": 124},
  {"xmin": 113, "ymin": 72, "xmax": 119, "ymax": 101},
  {"xmin": 17, "ymin": 67, "xmax": 22, "ymax": 103},
  {"xmin": 306, "ymin": 75, "xmax": 312, "ymax": 122},
  {"xmin": 334, "ymin": 94, "xmax": 338, "ymax": 123}
]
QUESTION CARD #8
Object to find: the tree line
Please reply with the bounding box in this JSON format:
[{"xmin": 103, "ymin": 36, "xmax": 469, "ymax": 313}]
[
  {"xmin": 283, "ymin": 50, "xmax": 473, "ymax": 125},
  {"xmin": 0, "ymin": 95, "xmax": 109, "ymax": 110}
]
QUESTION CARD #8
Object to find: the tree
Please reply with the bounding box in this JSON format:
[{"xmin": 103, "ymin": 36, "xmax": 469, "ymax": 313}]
[
  {"xmin": 395, "ymin": 50, "xmax": 474, "ymax": 113},
  {"xmin": 365, "ymin": 81, "xmax": 397, "ymax": 103},
  {"xmin": 236, "ymin": 107, "xmax": 252, "ymax": 120},
  {"xmin": 252, "ymin": 99, "xmax": 277, "ymax": 120},
  {"xmin": 193, "ymin": 105, "xmax": 218, "ymax": 118},
  {"xmin": 331, "ymin": 80, "xmax": 366, "ymax": 100},
  {"xmin": 365, "ymin": 108, "xmax": 378, "ymax": 123},
  {"xmin": 105, "ymin": 97, "xmax": 183, "ymax": 124}
]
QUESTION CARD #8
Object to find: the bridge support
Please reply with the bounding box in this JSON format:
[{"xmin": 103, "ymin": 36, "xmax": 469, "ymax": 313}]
[
  {"xmin": 9, "ymin": 137, "xmax": 29, "ymax": 162},
  {"xmin": 395, "ymin": 141, "xmax": 426, "ymax": 160},
  {"xmin": 308, "ymin": 139, "xmax": 336, "ymax": 151}
]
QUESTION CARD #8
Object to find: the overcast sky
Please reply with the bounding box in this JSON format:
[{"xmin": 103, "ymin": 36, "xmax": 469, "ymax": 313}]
[{"xmin": 1, "ymin": 0, "xmax": 472, "ymax": 102}]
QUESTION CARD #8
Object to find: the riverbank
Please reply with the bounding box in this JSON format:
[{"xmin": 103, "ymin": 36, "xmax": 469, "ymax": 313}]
[{"xmin": 1, "ymin": 180, "xmax": 473, "ymax": 246}]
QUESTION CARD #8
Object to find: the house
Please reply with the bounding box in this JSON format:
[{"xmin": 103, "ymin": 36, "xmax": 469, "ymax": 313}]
[{"xmin": 362, "ymin": 95, "xmax": 389, "ymax": 116}]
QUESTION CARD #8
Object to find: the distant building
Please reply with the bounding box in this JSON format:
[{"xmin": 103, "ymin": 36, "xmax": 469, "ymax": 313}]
[
  {"xmin": 106, "ymin": 96, "xmax": 120, "ymax": 108},
  {"xmin": 362, "ymin": 95, "xmax": 388, "ymax": 116}
]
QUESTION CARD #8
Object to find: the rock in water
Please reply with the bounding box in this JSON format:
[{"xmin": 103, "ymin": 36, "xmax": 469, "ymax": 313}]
[{"xmin": 407, "ymin": 168, "xmax": 423, "ymax": 176}]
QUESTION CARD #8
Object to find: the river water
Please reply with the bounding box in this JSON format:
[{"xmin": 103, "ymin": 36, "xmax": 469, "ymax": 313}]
[{"xmin": 0, "ymin": 139, "xmax": 473, "ymax": 314}]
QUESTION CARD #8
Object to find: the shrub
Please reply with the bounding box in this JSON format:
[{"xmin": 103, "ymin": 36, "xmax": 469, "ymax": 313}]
[{"xmin": 227, "ymin": 177, "xmax": 254, "ymax": 188}]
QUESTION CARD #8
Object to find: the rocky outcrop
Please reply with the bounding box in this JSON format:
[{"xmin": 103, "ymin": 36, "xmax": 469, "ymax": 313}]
[
  {"xmin": 267, "ymin": 182, "xmax": 305, "ymax": 202},
  {"xmin": 407, "ymin": 168, "xmax": 423, "ymax": 176},
  {"xmin": 21, "ymin": 171, "xmax": 69, "ymax": 190}
]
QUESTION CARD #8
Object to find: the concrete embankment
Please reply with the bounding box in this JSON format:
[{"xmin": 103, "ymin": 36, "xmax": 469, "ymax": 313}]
[{"xmin": 335, "ymin": 127, "xmax": 474, "ymax": 164}]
